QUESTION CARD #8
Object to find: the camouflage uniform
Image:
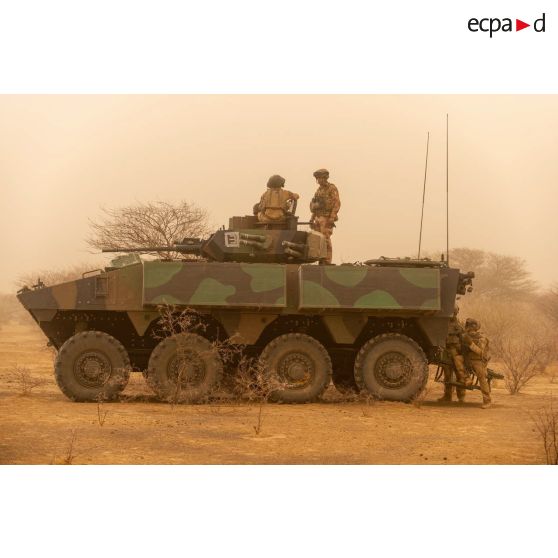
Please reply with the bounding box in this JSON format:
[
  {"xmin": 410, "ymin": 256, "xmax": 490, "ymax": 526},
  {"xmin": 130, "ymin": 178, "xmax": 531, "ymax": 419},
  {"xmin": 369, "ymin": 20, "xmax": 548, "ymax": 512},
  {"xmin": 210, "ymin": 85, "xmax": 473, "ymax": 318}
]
[
  {"xmin": 310, "ymin": 169, "xmax": 341, "ymax": 264},
  {"xmin": 257, "ymin": 175, "xmax": 299, "ymax": 223},
  {"xmin": 439, "ymin": 311, "xmax": 469, "ymax": 402},
  {"xmin": 462, "ymin": 319, "xmax": 492, "ymax": 408}
]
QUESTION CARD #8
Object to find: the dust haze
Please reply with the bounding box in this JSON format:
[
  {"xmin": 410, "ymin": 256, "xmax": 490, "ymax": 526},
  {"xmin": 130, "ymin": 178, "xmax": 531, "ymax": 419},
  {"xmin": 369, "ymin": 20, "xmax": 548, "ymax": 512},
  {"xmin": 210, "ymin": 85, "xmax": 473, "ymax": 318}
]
[{"xmin": 0, "ymin": 95, "xmax": 556, "ymax": 291}]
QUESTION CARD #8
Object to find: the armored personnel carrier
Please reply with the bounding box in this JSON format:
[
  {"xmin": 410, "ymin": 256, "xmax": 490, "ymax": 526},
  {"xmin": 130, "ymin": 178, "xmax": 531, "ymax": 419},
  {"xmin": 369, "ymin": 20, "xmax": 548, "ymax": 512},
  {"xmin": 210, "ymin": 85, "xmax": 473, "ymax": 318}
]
[{"xmin": 17, "ymin": 211, "xmax": 474, "ymax": 403}]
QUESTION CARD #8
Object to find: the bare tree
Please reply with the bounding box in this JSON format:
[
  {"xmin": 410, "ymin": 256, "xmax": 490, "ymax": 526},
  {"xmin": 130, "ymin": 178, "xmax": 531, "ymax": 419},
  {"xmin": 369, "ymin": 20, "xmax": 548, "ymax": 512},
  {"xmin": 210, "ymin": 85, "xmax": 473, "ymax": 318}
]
[
  {"xmin": 538, "ymin": 283, "xmax": 558, "ymax": 326},
  {"xmin": 449, "ymin": 248, "xmax": 537, "ymax": 300},
  {"xmin": 87, "ymin": 200, "xmax": 211, "ymax": 258}
]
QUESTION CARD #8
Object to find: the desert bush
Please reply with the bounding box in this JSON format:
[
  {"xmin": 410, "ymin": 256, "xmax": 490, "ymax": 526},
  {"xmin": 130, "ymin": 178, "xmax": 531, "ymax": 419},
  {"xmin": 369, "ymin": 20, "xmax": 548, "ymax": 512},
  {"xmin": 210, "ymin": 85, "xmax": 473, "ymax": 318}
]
[
  {"xmin": 10, "ymin": 365, "xmax": 47, "ymax": 396},
  {"xmin": 530, "ymin": 396, "xmax": 558, "ymax": 465},
  {"xmin": 458, "ymin": 299, "xmax": 554, "ymax": 394},
  {"xmin": 232, "ymin": 355, "xmax": 287, "ymax": 435},
  {"xmin": 154, "ymin": 306, "xmax": 287, "ymax": 432},
  {"xmin": 63, "ymin": 430, "xmax": 77, "ymax": 465}
]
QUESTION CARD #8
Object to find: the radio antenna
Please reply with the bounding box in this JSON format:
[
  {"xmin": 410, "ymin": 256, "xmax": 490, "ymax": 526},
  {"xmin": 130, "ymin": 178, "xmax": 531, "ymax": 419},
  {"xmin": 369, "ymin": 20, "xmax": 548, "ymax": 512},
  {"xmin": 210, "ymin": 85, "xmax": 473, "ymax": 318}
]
[
  {"xmin": 446, "ymin": 114, "xmax": 450, "ymax": 266},
  {"xmin": 417, "ymin": 131, "xmax": 430, "ymax": 259}
]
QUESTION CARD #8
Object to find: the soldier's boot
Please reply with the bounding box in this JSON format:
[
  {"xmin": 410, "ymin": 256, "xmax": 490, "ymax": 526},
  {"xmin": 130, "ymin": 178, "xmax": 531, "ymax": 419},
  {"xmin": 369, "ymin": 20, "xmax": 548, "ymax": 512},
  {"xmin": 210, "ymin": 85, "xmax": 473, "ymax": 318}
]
[
  {"xmin": 481, "ymin": 400, "xmax": 492, "ymax": 409},
  {"xmin": 437, "ymin": 383, "xmax": 453, "ymax": 402},
  {"xmin": 455, "ymin": 384, "xmax": 466, "ymax": 403}
]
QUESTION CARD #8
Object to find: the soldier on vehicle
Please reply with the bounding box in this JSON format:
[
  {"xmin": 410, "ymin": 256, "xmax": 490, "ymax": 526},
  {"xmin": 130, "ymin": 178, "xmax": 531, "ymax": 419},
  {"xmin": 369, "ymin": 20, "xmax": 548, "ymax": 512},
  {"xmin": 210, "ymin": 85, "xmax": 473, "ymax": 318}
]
[
  {"xmin": 462, "ymin": 318, "xmax": 492, "ymax": 409},
  {"xmin": 438, "ymin": 306, "xmax": 471, "ymax": 403},
  {"xmin": 255, "ymin": 175, "xmax": 300, "ymax": 223},
  {"xmin": 309, "ymin": 168, "xmax": 341, "ymax": 264}
]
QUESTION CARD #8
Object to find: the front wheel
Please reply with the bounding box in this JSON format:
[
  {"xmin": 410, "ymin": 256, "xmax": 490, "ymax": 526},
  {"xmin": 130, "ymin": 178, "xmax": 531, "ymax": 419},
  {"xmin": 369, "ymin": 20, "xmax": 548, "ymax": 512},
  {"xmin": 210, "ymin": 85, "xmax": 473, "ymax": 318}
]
[
  {"xmin": 259, "ymin": 333, "xmax": 331, "ymax": 403},
  {"xmin": 354, "ymin": 334, "xmax": 428, "ymax": 402},
  {"xmin": 55, "ymin": 331, "xmax": 131, "ymax": 402}
]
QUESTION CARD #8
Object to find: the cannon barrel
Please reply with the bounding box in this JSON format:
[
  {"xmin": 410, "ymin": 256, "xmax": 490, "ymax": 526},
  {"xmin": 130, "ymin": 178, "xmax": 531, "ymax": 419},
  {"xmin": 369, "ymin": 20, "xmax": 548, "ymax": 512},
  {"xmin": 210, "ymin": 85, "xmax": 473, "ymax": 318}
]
[{"xmin": 102, "ymin": 243, "xmax": 203, "ymax": 254}]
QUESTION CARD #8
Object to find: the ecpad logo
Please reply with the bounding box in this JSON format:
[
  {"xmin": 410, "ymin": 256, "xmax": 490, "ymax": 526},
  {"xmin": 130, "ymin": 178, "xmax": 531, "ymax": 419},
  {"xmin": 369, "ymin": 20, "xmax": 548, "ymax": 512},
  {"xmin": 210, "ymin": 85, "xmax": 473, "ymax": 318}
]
[{"xmin": 468, "ymin": 13, "xmax": 546, "ymax": 37}]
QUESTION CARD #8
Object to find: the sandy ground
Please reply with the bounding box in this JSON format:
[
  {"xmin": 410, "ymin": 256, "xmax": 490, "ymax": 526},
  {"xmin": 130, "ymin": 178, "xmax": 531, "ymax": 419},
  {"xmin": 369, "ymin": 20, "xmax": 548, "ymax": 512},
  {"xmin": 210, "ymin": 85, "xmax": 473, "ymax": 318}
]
[{"xmin": 0, "ymin": 323, "xmax": 556, "ymax": 465}]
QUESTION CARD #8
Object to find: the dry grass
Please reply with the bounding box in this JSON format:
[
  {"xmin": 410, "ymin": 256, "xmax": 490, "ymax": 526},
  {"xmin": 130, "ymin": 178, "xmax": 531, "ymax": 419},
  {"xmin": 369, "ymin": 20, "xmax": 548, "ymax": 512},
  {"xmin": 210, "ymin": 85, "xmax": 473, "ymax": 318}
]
[
  {"xmin": 63, "ymin": 430, "xmax": 77, "ymax": 465},
  {"xmin": 96, "ymin": 398, "xmax": 108, "ymax": 426}
]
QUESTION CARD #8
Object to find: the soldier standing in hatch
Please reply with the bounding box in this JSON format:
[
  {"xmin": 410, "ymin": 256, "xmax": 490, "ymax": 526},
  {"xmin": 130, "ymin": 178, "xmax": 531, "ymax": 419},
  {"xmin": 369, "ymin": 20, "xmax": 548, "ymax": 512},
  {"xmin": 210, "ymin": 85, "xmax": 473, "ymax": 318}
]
[
  {"xmin": 462, "ymin": 318, "xmax": 492, "ymax": 409},
  {"xmin": 438, "ymin": 306, "xmax": 470, "ymax": 403},
  {"xmin": 255, "ymin": 174, "xmax": 300, "ymax": 223},
  {"xmin": 309, "ymin": 168, "xmax": 341, "ymax": 264}
]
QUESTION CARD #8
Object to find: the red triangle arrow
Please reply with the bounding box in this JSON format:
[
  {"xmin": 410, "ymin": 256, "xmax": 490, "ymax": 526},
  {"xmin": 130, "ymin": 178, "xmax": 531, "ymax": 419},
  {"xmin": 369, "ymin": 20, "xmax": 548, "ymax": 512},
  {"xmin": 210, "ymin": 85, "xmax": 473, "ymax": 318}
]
[{"xmin": 516, "ymin": 19, "xmax": 530, "ymax": 31}]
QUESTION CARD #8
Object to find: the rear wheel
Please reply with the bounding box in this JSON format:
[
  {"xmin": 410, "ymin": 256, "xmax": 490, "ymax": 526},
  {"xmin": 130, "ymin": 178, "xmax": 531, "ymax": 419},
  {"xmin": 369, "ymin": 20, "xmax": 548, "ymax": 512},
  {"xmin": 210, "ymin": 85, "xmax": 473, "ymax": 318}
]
[
  {"xmin": 55, "ymin": 331, "xmax": 131, "ymax": 402},
  {"xmin": 354, "ymin": 333, "xmax": 428, "ymax": 402},
  {"xmin": 147, "ymin": 333, "xmax": 223, "ymax": 402},
  {"xmin": 259, "ymin": 333, "xmax": 331, "ymax": 403}
]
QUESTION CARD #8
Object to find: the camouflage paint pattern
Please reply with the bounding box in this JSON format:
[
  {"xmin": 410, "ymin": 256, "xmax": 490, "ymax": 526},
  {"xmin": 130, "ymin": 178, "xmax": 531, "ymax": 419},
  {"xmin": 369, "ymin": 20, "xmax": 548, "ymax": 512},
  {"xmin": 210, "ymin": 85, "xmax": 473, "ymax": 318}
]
[
  {"xmin": 299, "ymin": 265, "xmax": 440, "ymax": 310},
  {"xmin": 143, "ymin": 262, "xmax": 287, "ymax": 307}
]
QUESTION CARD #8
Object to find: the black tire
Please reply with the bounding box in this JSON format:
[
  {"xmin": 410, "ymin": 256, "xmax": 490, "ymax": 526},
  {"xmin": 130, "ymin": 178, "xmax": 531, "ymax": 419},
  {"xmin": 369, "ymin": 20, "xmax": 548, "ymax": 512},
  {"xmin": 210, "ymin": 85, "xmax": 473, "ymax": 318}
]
[
  {"xmin": 147, "ymin": 333, "xmax": 223, "ymax": 402},
  {"xmin": 259, "ymin": 333, "xmax": 332, "ymax": 403},
  {"xmin": 354, "ymin": 333, "xmax": 428, "ymax": 402},
  {"xmin": 54, "ymin": 331, "xmax": 131, "ymax": 402}
]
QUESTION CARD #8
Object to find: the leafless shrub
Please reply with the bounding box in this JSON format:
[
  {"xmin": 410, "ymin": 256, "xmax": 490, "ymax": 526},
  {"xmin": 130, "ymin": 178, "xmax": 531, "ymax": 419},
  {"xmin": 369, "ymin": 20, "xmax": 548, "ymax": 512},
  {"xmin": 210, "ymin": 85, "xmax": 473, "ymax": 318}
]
[
  {"xmin": 530, "ymin": 396, "xmax": 558, "ymax": 465},
  {"xmin": 462, "ymin": 300, "xmax": 553, "ymax": 395},
  {"xmin": 153, "ymin": 306, "xmax": 287, "ymax": 433},
  {"xmin": 10, "ymin": 365, "xmax": 47, "ymax": 396},
  {"xmin": 96, "ymin": 397, "xmax": 108, "ymax": 426},
  {"xmin": 87, "ymin": 200, "xmax": 211, "ymax": 258},
  {"xmin": 358, "ymin": 392, "xmax": 377, "ymax": 416},
  {"xmin": 233, "ymin": 355, "xmax": 288, "ymax": 435},
  {"xmin": 63, "ymin": 430, "xmax": 77, "ymax": 465}
]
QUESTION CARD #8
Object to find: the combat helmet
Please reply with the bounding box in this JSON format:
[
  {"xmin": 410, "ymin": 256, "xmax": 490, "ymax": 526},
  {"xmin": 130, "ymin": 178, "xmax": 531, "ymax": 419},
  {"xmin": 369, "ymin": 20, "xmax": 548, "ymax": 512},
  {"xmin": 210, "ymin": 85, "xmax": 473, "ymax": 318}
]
[
  {"xmin": 313, "ymin": 168, "xmax": 329, "ymax": 179},
  {"xmin": 267, "ymin": 174, "xmax": 286, "ymax": 188},
  {"xmin": 465, "ymin": 318, "xmax": 480, "ymax": 331}
]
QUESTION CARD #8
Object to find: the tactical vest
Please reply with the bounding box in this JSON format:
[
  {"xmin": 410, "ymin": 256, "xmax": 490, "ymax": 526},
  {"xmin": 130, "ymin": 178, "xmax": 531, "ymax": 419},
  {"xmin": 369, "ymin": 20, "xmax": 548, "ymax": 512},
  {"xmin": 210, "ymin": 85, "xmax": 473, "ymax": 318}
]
[
  {"xmin": 260, "ymin": 189, "xmax": 291, "ymax": 221},
  {"xmin": 446, "ymin": 317, "xmax": 463, "ymax": 348},
  {"xmin": 312, "ymin": 183, "xmax": 337, "ymax": 217},
  {"xmin": 467, "ymin": 332, "xmax": 490, "ymax": 362}
]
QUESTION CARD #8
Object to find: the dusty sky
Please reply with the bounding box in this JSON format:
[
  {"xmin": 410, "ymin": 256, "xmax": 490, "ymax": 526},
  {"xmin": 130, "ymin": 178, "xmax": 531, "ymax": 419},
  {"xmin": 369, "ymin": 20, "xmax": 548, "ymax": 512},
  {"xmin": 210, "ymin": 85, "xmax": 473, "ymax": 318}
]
[{"xmin": 0, "ymin": 95, "xmax": 556, "ymax": 292}]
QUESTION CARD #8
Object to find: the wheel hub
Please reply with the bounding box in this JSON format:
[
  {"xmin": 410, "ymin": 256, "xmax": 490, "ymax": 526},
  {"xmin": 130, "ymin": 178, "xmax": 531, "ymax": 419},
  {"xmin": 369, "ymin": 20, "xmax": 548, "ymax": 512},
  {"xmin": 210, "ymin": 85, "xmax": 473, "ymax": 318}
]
[
  {"xmin": 74, "ymin": 351, "xmax": 111, "ymax": 388},
  {"xmin": 168, "ymin": 350, "xmax": 206, "ymax": 387},
  {"xmin": 373, "ymin": 351, "xmax": 412, "ymax": 389},
  {"xmin": 278, "ymin": 353, "xmax": 314, "ymax": 388}
]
